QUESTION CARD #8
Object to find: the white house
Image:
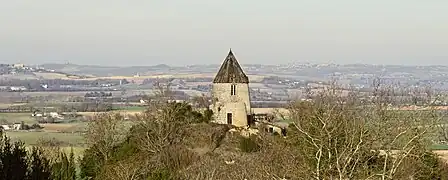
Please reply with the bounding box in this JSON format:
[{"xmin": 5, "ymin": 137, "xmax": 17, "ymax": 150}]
[{"xmin": 1, "ymin": 125, "xmax": 11, "ymax": 130}]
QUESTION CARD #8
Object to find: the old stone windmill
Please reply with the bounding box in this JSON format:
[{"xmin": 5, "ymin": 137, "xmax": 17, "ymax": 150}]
[{"xmin": 210, "ymin": 49, "xmax": 252, "ymax": 127}]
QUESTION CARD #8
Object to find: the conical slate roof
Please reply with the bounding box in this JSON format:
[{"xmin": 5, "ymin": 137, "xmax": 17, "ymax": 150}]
[{"xmin": 213, "ymin": 49, "xmax": 249, "ymax": 84}]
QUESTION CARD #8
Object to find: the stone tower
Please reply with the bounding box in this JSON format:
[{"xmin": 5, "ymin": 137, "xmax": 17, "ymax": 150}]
[{"xmin": 211, "ymin": 49, "xmax": 252, "ymax": 127}]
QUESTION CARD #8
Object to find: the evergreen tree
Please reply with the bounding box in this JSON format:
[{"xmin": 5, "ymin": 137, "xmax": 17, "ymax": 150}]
[
  {"xmin": 0, "ymin": 133, "xmax": 28, "ymax": 180},
  {"xmin": 51, "ymin": 149, "xmax": 77, "ymax": 180},
  {"xmin": 27, "ymin": 147, "xmax": 51, "ymax": 180},
  {"xmin": 0, "ymin": 132, "xmax": 56, "ymax": 180},
  {"xmin": 80, "ymin": 145, "xmax": 105, "ymax": 179}
]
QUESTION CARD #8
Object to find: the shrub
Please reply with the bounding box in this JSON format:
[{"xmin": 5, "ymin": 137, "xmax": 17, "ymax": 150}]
[
  {"xmin": 159, "ymin": 146, "xmax": 198, "ymax": 171},
  {"xmin": 110, "ymin": 139, "xmax": 140, "ymax": 162},
  {"xmin": 410, "ymin": 152, "xmax": 448, "ymax": 180},
  {"xmin": 238, "ymin": 135, "xmax": 260, "ymax": 153},
  {"xmin": 30, "ymin": 123, "xmax": 42, "ymax": 130},
  {"xmin": 50, "ymin": 150, "xmax": 77, "ymax": 180},
  {"xmin": 36, "ymin": 137, "xmax": 64, "ymax": 147},
  {"xmin": 37, "ymin": 117, "xmax": 55, "ymax": 124},
  {"xmin": 79, "ymin": 146, "xmax": 104, "ymax": 179},
  {"xmin": 148, "ymin": 169, "xmax": 177, "ymax": 180},
  {"xmin": 202, "ymin": 108, "xmax": 213, "ymax": 123},
  {"xmin": 210, "ymin": 125, "xmax": 230, "ymax": 151}
]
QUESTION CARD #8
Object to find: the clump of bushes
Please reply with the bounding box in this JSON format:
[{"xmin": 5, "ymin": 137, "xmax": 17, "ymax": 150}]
[
  {"xmin": 36, "ymin": 137, "xmax": 64, "ymax": 147},
  {"xmin": 37, "ymin": 117, "xmax": 57, "ymax": 124},
  {"xmin": 238, "ymin": 135, "xmax": 260, "ymax": 153},
  {"xmin": 30, "ymin": 123, "xmax": 42, "ymax": 130}
]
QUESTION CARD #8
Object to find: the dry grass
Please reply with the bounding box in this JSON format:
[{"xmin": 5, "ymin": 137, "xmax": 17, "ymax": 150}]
[
  {"xmin": 180, "ymin": 126, "xmax": 302, "ymax": 179},
  {"xmin": 434, "ymin": 150, "xmax": 448, "ymax": 164},
  {"xmin": 34, "ymin": 72, "xmax": 83, "ymax": 79},
  {"xmin": 40, "ymin": 123, "xmax": 87, "ymax": 133},
  {"xmin": 34, "ymin": 72, "xmax": 71, "ymax": 79}
]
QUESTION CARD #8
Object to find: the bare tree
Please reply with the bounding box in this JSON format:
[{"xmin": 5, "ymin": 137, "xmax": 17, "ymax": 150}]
[
  {"xmin": 133, "ymin": 107, "xmax": 189, "ymax": 155},
  {"xmin": 85, "ymin": 113, "xmax": 128, "ymax": 162},
  {"xmin": 191, "ymin": 94, "xmax": 211, "ymax": 109},
  {"xmin": 286, "ymin": 82, "xmax": 440, "ymax": 179}
]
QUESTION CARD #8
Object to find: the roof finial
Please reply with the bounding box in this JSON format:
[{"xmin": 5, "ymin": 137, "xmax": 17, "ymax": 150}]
[{"xmin": 229, "ymin": 48, "xmax": 233, "ymax": 55}]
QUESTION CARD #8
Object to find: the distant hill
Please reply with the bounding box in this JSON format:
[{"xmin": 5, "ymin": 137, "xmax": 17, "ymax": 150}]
[
  {"xmin": 0, "ymin": 71, "xmax": 84, "ymax": 80},
  {"xmin": 29, "ymin": 62, "xmax": 448, "ymax": 90},
  {"xmin": 151, "ymin": 64, "xmax": 171, "ymax": 69},
  {"xmin": 0, "ymin": 63, "xmax": 85, "ymax": 80},
  {"xmin": 40, "ymin": 63, "xmax": 174, "ymax": 77}
]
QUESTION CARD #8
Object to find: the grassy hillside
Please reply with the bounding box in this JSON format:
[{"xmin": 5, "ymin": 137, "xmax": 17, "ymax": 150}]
[{"xmin": 1, "ymin": 71, "xmax": 84, "ymax": 80}]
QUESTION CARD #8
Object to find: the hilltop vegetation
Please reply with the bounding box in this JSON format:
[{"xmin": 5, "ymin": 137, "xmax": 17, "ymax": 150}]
[
  {"xmin": 2, "ymin": 85, "xmax": 448, "ymax": 179},
  {"xmin": 78, "ymin": 86, "xmax": 448, "ymax": 179}
]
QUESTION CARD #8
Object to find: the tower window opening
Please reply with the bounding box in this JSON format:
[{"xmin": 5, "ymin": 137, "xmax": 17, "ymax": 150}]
[{"xmin": 231, "ymin": 84, "xmax": 236, "ymax": 95}]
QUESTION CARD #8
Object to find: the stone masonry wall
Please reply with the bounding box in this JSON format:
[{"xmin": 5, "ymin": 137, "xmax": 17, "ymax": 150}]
[{"xmin": 211, "ymin": 83, "xmax": 251, "ymax": 127}]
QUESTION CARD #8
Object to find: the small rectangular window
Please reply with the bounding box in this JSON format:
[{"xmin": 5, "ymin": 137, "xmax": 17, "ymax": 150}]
[{"xmin": 231, "ymin": 84, "xmax": 236, "ymax": 95}]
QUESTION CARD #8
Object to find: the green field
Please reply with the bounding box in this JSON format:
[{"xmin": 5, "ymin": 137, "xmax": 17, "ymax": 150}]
[
  {"xmin": 5, "ymin": 131, "xmax": 85, "ymax": 147},
  {"xmin": 429, "ymin": 144, "xmax": 448, "ymax": 150},
  {"xmin": 0, "ymin": 113, "xmax": 37, "ymax": 124}
]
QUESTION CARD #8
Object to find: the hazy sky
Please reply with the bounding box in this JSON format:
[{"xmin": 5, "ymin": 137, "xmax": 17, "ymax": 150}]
[{"xmin": 0, "ymin": 0, "xmax": 447, "ymax": 66}]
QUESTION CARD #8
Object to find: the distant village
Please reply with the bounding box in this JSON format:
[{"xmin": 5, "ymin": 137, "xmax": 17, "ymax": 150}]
[{"xmin": 0, "ymin": 63, "xmax": 56, "ymax": 75}]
